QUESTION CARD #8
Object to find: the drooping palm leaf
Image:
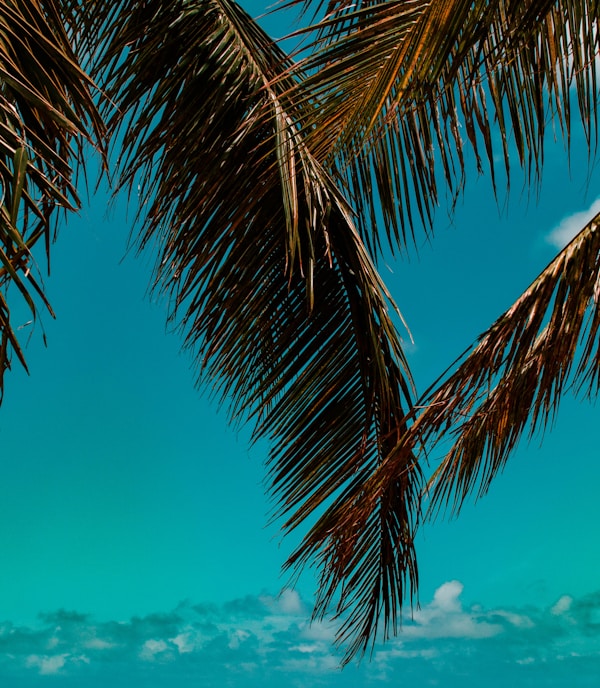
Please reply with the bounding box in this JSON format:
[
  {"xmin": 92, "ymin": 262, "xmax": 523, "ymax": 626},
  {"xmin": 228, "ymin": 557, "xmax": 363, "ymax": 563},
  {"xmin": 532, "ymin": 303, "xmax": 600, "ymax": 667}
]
[
  {"xmin": 0, "ymin": 0, "xmax": 105, "ymax": 396},
  {"xmin": 283, "ymin": 0, "xmax": 599, "ymax": 255},
  {"xmin": 86, "ymin": 0, "xmax": 422, "ymax": 660}
]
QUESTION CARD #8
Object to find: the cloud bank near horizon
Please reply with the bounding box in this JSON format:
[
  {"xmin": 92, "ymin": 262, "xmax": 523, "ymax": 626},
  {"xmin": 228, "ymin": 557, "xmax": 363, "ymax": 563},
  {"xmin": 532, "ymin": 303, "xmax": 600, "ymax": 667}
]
[{"xmin": 1, "ymin": 583, "xmax": 599, "ymax": 687}]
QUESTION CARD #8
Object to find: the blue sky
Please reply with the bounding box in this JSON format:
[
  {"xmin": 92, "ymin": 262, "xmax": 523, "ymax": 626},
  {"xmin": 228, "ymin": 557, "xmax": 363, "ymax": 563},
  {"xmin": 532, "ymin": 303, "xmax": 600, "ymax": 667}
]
[{"xmin": 1, "ymin": 2, "xmax": 600, "ymax": 685}]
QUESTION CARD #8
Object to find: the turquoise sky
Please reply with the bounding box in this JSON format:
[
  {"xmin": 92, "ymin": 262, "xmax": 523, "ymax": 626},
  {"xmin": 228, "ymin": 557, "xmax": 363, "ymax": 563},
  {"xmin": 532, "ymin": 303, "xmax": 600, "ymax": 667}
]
[{"xmin": 1, "ymin": 3, "xmax": 600, "ymax": 685}]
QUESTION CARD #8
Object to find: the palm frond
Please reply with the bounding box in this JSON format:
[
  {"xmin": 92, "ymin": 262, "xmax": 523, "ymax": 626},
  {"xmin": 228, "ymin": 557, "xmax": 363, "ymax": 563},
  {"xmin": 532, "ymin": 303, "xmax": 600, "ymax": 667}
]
[
  {"xmin": 282, "ymin": 0, "xmax": 599, "ymax": 255},
  {"xmin": 415, "ymin": 212, "xmax": 600, "ymax": 514},
  {"xmin": 93, "ymin": 0, "xmax": 421, "ymax": 661},
  {"xmin": 0, "ymin": 0, "xmax": 105, "ymax": 397},
  {"xmin": 356, "ymin": 211, "xmax": 600, "ymax": 523}
]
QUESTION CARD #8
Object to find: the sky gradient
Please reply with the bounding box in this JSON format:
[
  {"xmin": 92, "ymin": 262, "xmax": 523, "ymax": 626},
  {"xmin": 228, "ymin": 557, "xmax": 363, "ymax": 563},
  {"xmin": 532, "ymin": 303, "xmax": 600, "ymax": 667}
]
[{"xmin": 1, "ymin": 2, "xmax": 600, "ymax": 685}]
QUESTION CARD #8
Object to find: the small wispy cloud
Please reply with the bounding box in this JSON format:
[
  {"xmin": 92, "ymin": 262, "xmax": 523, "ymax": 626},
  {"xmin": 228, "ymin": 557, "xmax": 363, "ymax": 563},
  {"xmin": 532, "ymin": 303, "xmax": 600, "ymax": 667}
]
[
  {"xmin": 546, "ymin": 198, "xmax": 600, "ymax": 248},
  {"xmin": 1, "ymin": 584, "xmax": 599, "ymax": 686},
  {"xmin": 25, "ymin": 653, "xmax": 69, "ymax": 675},
  {"xmin": 551, "ymin": 594, "xmax": 574, "ymax": 616}
]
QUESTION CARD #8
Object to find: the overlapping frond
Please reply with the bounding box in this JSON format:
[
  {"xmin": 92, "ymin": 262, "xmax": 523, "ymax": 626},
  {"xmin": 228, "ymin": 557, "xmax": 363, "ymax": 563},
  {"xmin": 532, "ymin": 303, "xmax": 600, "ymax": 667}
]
[
  {"xmin": 314, "ymin": 210, "xmax": 600, "ymax": 651},
  {"xmin": 352, "ymin": 209, "xmax": 600, "ymax": 524},
  {"xmin": 90, "ymin": 0, "xmax": 421, "ymax": 661},
  {"xmin": 0, "ymin": 0, "xmax": 105, "ymax": 396},
  {"xmin": 283, "ymin": 0, "xmax": 599, "ymax": 254},
  {"xmin": 267, "ymin": 0, "xmax": 600, "ymax": 652}
]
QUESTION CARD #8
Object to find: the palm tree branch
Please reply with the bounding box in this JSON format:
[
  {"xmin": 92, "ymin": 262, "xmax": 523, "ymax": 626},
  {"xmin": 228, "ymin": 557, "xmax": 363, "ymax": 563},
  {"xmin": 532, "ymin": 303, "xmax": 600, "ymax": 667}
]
[{"xmin": 93, "ymin": 0, "xmax": 421, "ymax": 660}]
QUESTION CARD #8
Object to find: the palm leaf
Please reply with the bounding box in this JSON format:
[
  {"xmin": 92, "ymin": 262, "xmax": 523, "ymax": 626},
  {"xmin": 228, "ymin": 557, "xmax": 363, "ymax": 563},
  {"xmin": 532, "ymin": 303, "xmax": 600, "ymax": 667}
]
[
  {"xmin": 0, "ymin": 0, "xmax": 105, "ymax": 396},
  {"xmin": 282, "ymin": 0, "xmax": 599, "ymax": 255},
  {"xmin": 413, "ymin": 212, "xmax": 600, "ymax": 514},
  {"xmin": 89, "ymin": 0, "xmax": 422, "ymax": 661}
]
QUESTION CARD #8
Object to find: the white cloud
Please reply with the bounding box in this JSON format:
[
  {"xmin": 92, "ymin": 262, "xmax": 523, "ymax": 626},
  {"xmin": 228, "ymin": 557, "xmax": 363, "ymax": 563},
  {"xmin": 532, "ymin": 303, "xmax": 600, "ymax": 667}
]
[
  {"xmin": 300, "ymin": 619, "xmax": 337, "ymax": 643},
  {"xmin": 238, "ymin": 661, "xmax": 259, "ymax": 672},
  {"xmin": 259, "ymin": 588, "xmax": 305, "ymax": 617},
  {"xmin": 546, "ymin": 198, "xmax": 600, "ymax": 248},
  {"xmin": 289, "ymin": 643, "xmax": 321, "ymax": 654},
  {"xmin": 26, "ymin": 653, "xmax": 68, "ymax": 675},
  {"xmin": 405, "ymin": 580, "xmax": 503, "ymax": 640},
  {"xmin": 432, "ymin": 580, "xmax": 463, "ymax": 612},
  {"xmin": 169, "ymin": 629, "xmax": 201, "ymax": 654},
  {"xmin": 228, "ymin": 628, "xmax": 251, "ymax": 649},
  {"xmin": 405, "ymin": 613, "xmax": 502, "ymax": 640},
  {"xmin": 376, "ymin": 646, "xmax": 438, "ymax": 660},
  {"xmin": 278, "ymin": 589, "xmax": 305, "ymax": 615},
  {"xmin": 47, "ymin": 635, "xmax": 60, "ymax": 649},
  {"xmin": 551, "ymin": 595, "xmax": 574, "ymax": 616},
  {"xmin": 516, "ymin": 656, "xmax": 535, "ymax": 665},
  {"xmin": 139, "ymin": 638, "xmax": 169, "ymax": 661},
  {"xmin": 84, "ymin": 637, "xmax": 116, "ymax": 650},
  {"xmin": 491, "ymin": 610, "xmax": 534, "ymax": 628},
  {"xmin": 280, "ymin": 653, "xmax": 339, "ymax": 674}
]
